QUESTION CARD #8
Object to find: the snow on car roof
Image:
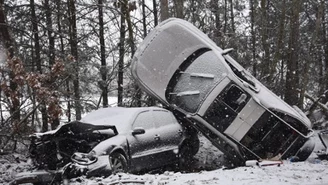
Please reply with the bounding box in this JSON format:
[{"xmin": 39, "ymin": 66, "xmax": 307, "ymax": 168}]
[{"xmin": 81, "ymin": 107, "xmax": 165, "ymax": 132}]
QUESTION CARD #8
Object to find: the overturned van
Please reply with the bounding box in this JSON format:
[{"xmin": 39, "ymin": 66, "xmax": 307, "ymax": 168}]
[{"xmin": 131, "ymin": 18, "xmax": 315, "ymax": 166}]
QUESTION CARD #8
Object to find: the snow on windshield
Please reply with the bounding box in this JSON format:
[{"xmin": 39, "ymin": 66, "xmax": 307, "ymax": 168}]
[{"xmin": 81, "ymin": 107, "xmax": 137, "ymax": 132}]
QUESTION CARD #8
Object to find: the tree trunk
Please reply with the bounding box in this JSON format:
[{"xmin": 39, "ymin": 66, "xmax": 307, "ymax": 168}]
[
  {"xmin": 0, "ymin": 0, "xmax": 13, "ymax": 57},
  {"xmin": 160, "ymin": 0, "xmax": 169, "ymax": 22},
  {"xmin": 56, "ymin": 0, "xmax": 71, "ymax": 122},
  {"xmin": 44, "ymin": 0, "xmax": 59, "ymax": 129},
  {"xmin": 319, "ymin": 0, "xmax": 327, "ymax": 98},
  {"xmin": 212, "ymin": 0, "xmax": 221, "ymax": 45},
  {"xmin": 142, "ymin": 0, "xmax": 147, "ymax": 38},
  {"xmin": 300, "ymin": 0, "xmax": 324, "ymax": 106},
  {"xmin": 272, "ymin": 0, "xmax": 286, "ymax": 94},
  {"xmin": 229, "ymin": 0, "xmax": 235, "ymax": 33},
  {"xmin": 285, "ymin": 0, "xmax": 301, "ymax": 107},
  {"xmin": 173, "ymin": 0, "xmax": 183, "ymax": 18},
  {"xmin": 0, "ymin": 1, "xmax": 20, "ymax": 126},
  {"xmin": 250, "ymin": 0, "xmax": 257, "ymax": 77},
  {"xmin": 98, "ymin": 0, "xmax": 108, "ymax": 108},
  {"xmin": 152, "ymin": 0, "xmax": 158, "ymax": 26},
  {"xmin": 124, "ymin": 0, "xmax": 141, "ymax": 107},
  {"xmin": 223, "ymin": 0, "xmax": 228, "ymax": 35},
  {"xmin": 117, "ymin": 0, "xmax": 126, "ymax": 106},
  {"xmin": 31, "ymin": 0, "xmax": 49, "ymax": 131},
  {"xmin": 260, "ymin": 0, "xmax": 270, "ymax": 83},
  {"xmin": 323, "ymin": 2, "xmax": 328, "ymax": 104},
  {"xmin": 45, "ymin": 0, "xmax": 55, "ymax": 68},
  {"xmin": 68, "ymin": 0, "xmax": 82, "ymax": 120}
]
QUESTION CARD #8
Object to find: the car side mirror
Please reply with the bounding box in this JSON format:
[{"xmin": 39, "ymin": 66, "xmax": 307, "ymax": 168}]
[{"xmin": 132, "ymin": 127, "xmax": 146, "ymax": 135}]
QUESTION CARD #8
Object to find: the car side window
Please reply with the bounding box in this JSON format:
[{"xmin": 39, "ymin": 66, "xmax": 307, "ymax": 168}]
[
  {"xmin": 133, "ymin": 111, "xmax": 155, "ymax": 130},
  {"xmin": 152, "ymin": 110, "xmax": 176, "ymax": 127}
]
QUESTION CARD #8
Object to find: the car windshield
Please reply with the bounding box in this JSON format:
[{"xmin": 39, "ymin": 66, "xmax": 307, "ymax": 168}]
[
  {"xmin": 166, "ymin": 49, "xmax": 229, "ymax": 113},
  {"xmin": 81, "ymin": 107, "xmax": 135, "ymax": 133}
]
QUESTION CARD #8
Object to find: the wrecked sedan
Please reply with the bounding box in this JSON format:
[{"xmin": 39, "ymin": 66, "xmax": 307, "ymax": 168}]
[
  {"xmin": 30, "ymin": 107, "xmax": 199, "ymax": 177},
  {"xmin": 131, "ymin": 18, "xmax": 315, "ymax": 166}
]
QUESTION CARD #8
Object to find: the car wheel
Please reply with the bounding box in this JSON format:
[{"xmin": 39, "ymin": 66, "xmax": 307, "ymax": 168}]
[{"xmin": 109, "ymin": 152, "xmax": 128, "ymax": 174}]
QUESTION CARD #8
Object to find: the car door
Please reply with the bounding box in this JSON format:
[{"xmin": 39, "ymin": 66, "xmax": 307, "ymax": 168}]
[
  {"xmin": 128, "ymin": 111, "xmax": 161, "ymax": 170},
  {"xmin": 152, "ymin": 110, "xmax": 183, "ymax": 165}
]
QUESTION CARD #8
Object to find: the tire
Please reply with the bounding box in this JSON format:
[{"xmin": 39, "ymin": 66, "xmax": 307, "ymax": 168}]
[
  {"xmin": 296, "ymin": 138, "xmax": 315, "ymax": 161},
  {"xmin": 109, "ymin": 152, "xmax": 128, "ymax": 174}
]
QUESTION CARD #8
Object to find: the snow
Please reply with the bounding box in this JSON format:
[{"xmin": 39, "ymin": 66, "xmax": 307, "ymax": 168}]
[
  {"xmin": 2, "ymin": 131, "xmax": 328, "ymax": 185},
  {"xmin": 176, "ymin": 90, "xmax": 200, "ymax": 97}
]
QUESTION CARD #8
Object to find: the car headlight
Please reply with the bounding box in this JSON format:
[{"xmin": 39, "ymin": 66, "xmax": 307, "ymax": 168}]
[
  {"xmin": 87, "ymin": 150, "xmax": 97, "ymax": 160},
  {"xmin": 71, "ymin": 151, "xmax": 98, "ymax": 165}
]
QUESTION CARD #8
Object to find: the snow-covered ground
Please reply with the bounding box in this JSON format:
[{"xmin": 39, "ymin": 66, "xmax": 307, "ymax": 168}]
[{"xmin": 1, "ymin": 132, "xmax": 328, "ymax": 185}]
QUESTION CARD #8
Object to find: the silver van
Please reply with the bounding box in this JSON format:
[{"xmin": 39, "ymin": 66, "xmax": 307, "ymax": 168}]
[{"xmin": 131, "ymin": 18, "xmax": 315, "ymax": 166}]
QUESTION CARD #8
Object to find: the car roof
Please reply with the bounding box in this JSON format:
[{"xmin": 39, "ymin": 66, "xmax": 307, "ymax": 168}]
[{"xmin": 81, "ymin": 107, "xmax": 168, "ymax": 126}]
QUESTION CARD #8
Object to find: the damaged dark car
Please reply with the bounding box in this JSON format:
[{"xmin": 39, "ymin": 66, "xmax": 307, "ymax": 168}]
[
  {"xmin": 29, "ymin": 107, "xmax": 199, "ymax": 178},
  {"xmin": 131, "ymin": 18, "xmax": 315, "ymax": 166}
]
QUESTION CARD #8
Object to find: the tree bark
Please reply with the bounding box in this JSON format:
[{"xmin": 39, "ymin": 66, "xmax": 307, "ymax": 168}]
[
  {"xmin": 223, "ymin": 0, "xmax": 228, "ymax": 35},
  {"xmin": 250, "ymin": 0, "xmax": 257, "ymax": 77},
  {"xmin": 229, "ymin": 0, "xmax": 235, "ymax": 33},
  {"xmin": 142, "ymin": 0, "xmax": 147, "ymax": 38},
  {"xmin": 45, "ymin": 0, "xmax": 59, "ymax": 129},
  {"xmin": 260, "ymin": 0, "xmax": 270, "ymax": 83},
  {"xmin": 152, "ymin": 0, "xmax": 158, "ymax": 26},
  {"xmin": 272, "ymin": 0, "xmax": 286, "ymax": 94},
  {"xmin": 285, "ymin": 0, "xmax": 301, "ymax": 107},
  {"xmin": 68, "ymin": 0, "xmax": 82, "ymax": 120},
  {"xmin": 320, "ymin": 0, "xmax": 328, "ymax": 100},
  {"xmin": 301, "ymin": 1, "xmax": 324, "ymax": 105},
  {"xmin": 56, "ymin": 0, "xmax": 71, "ymax": 122},
  {"xmin": 0, "ymin": 0, "xmax": 13, "ymax": 57},
  {"xmin": 160, "ymin": 0, "xmax": 169, "ymax": 22},
  {"xmin": 212, "ymin": 0, "xmax": 221, "ymax": 45},
  {"xmin": 45, "ymin": 0, "xmax": 55, "ymax": 68},
  {"xmin": 173, "ymin": 0, "xmax": 183, "ymax": 18},
  {"xmin": 117, "ymin": 0, "xmax": 126, "ymax": 106},
  {"xmin": 324, "ymin": 2, "xmax": 328, "ymax": 104},
  {"xmin": 31, "ymin": 0, "xmax": 49, "ymax": 131},
  {"xmin": 98, "ymin": 0, "xmax": 108, "ymax": 108},
  {"xmin": 0, "ymin": 1, "xmax": 19, "ymax": 125}
]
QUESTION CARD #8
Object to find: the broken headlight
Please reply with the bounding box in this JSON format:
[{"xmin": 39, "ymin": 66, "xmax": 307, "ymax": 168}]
[{"xmin": 71, "ymin": 150, "xmax": 97, "ymax": 165}]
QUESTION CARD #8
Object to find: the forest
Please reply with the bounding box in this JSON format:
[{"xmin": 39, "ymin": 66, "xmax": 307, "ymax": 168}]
[{"xmin": 0, "ymin": 0, "xmax": 328, "ymax": 153}]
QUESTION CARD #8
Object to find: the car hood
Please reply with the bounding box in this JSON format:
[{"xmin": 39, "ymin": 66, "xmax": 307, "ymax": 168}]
[{"xmin": 31, "ymin": 121, "xmax": 118, "ymax": 141}]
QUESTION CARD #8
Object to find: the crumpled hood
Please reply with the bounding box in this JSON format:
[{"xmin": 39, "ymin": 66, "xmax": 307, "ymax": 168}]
[{"xmin": 31, "ymin": 121, "xmax": 118, "ymax": 141}]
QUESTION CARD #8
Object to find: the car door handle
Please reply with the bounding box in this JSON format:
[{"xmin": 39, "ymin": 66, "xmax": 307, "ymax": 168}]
[{"xmin": 154, "ymin": 134, "xmax": 160, "ymax": 141}]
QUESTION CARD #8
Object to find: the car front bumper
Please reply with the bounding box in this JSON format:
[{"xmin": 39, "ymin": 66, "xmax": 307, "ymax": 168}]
[{"xmin": 63, "ymin": 155, "xmax": 112, "ymax": 178}]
